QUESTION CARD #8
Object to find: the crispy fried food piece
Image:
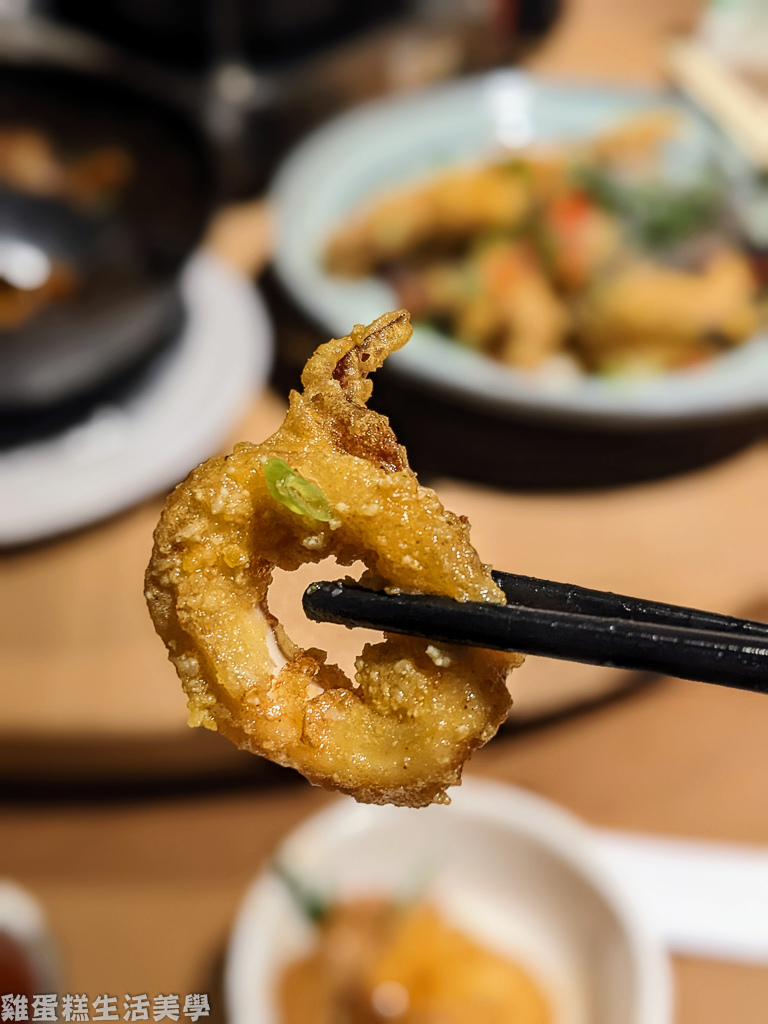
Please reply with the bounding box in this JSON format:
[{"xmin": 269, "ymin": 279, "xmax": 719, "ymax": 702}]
[
  {"xmin": 145, "ymin": 311, "xmax": 520, "ymax": 807},
  {"xmin": 325, "ymin": 165, "xmax": 531, "ymax": 276},
  {"xmin": 465, "ymin": 242, "xmax": 570, "ymax": 368},
  {"xmin": 540, "ymin": 191, "xmax": 621, "ymax": 293},
  {"xmin": 585, "ymin": 109, "xmax": 683, "ymax": 169},
  {"xmin": 397, "ymin": 241, "xmax": 570, "ymax": 369},
  {"xmin": 576, "ymin": 248, "xmax": 759, "ymax": 371}
]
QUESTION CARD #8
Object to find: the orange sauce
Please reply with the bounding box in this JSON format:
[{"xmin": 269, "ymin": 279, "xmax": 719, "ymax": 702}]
[{"xmin": 278, "ymin": 899, "xmax": 549, "ymax": 1024}]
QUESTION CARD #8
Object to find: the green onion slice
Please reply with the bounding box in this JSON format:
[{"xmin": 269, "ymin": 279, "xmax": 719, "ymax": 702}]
[{"xmin": 264, "ymin": 457, "xmax": 333, "ymax": 522}]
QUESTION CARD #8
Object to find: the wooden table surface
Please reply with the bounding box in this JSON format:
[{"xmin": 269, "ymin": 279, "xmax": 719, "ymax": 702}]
[{"xmin": 3, "ymin": 1, "xmax": 768, "ymax": 1020}]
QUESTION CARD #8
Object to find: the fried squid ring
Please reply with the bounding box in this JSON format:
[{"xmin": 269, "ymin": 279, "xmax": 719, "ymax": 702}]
[{"xmin": 145, "ymin": 311, "xmax": 521, "ymax": 806}]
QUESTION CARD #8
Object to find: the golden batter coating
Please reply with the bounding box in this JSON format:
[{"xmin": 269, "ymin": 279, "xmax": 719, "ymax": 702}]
[
  {"xmin": 325, "ymin": 165, "xmax": 532, "ymax": 277},
  {"xmin": 145, "ymin": 310, "xmax": 521, "ymax": 807}
]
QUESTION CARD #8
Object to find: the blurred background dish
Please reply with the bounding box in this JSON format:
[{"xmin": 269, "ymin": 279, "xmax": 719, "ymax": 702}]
[
  {"xmin": 271, "ymin": 73, "xmax": 768, "ymax": 430},
  {"xmin": 0, "ymin": 251, "xmax": 272, "ymax": 546},
  {"xmin": 0, "ymin": 880, "xmax": 58, "ymax": 998},
  {"xmin": 0, "ymin": 53, "xmax": 214, "ymax": 428},
  {"xmin": 226, "ymin": 778, "xmax": 672, "ymax": 1024}
]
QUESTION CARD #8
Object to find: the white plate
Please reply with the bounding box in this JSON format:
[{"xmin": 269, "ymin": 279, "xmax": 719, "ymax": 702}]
[
  {"xmin": 0, "ymin": 251, "xmax": 272, "ymax": 546},
  {"xmin": 271, "ymin": 72, "xmax": 768, "ymax": 427},
  {"xmin": 226, "ymin": 778, "xmax": 672, "ymax": 1024},
  {"xmin": 0, "ymin": 880, "xmax": 59, "ymax": 991}
]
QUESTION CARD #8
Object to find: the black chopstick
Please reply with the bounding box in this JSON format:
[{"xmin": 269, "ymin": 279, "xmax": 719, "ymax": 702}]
[
  {"xmin": 491, "ymin": 571, "xmax": 768, "ymax": 637},
  {"xmin": 302, "ymin": 572, "xmax": 768, "ymax": 694}
]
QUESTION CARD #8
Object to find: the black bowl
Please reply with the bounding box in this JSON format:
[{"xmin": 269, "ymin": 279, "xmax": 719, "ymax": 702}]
[{"xmin": 0, "ymin": 58, "xmax": 214, "ymax": 413}]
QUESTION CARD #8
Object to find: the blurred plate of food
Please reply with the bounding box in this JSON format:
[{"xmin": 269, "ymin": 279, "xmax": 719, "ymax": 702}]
[
  {"xmin": 0, "ymin": 58, "xmax": 213, "ymax": 413},
  {"xmin": 0, "ymin": 251, "xmax": 271, "ymax": 546},
  {"xmin": 271, "ymin": 72, "xmax": 768, "ymax": 426},
  {"xmin": 226, "ymin": 777, "xmax": 671, "ymax": 1024}
]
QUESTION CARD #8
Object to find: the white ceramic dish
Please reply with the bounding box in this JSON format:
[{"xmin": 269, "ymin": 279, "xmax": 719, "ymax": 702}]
[
  {"xmin": 226, "ymin": 778, "xmax": 672, "ymax": 1024},
  {"xmin": 271, "ymin": 71, "xmax": 768, "ymax": 427},
  {"xmin": 0, "ymin": 251, "xmax": 272, "ymax": 546},
  {"xmin": 0, "ymin": 880, "xmax": 59, "ymax": 990}
]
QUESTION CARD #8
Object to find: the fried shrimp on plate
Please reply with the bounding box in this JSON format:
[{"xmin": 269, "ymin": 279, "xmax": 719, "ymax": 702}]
[{"xmin": 145, "ymin": 311, "xmax": 521, "ymax": 807}]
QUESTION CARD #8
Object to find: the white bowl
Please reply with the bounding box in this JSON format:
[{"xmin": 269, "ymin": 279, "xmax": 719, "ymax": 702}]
[
  {"xmin": 226, "ymin": 778, "xmax": 672, "ymax": 1024},
  {"xmin": 0, "ymin": 880, "xmax": 59, "ymax": 991},
  {"xmin": 271, "ymin": 72, "xmax": 768, "ymax": 427}
]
